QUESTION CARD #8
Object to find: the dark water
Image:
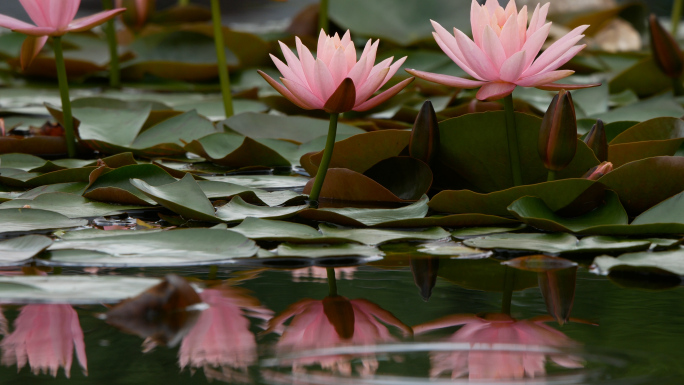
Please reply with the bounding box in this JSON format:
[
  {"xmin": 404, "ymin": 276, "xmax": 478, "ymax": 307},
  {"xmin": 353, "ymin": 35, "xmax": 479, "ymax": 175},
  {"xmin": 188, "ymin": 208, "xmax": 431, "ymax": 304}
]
[{"xmin": 0, "ymin": 262, "xmax": 681, "ymax": 385}]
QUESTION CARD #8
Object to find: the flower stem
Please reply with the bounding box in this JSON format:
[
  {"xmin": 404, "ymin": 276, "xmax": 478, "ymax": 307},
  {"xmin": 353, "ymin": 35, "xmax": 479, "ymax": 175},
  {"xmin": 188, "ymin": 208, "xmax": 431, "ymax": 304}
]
[
  {"xmin": 673, "ymin": 78, "xmax": 684, "ymax": 96},
  {"xmin": 501, "ymin": 266, "xmax": 515, "ymax": 315},
  {"xmin": 319, "ymin": 0, "xmax": 330, "ymax": 33},
  {"xmin": 309, "ymin": 113, "xmax": 339, "ymax": 204},
  {"xmin": 210, "ymin": 0, "xmax": 234, "ymax": 118},
  {"xmin": 673, "ymin": 0, "xmax": 683, "ymax": 35},
  {"xmin": 178, "ymin": 0, "xmax": 189, "ymax": 6},
  {"xmin": 503, "ymin": 94, "xmax": 523, "ymax": 186},
  {"xmin": 547, "ymin": 170, "xmax": 556, "ymax": 182},
  {"xmin": 53, "ymin": 36, "xmax": 77, "ymax": 158},
  {"xmin": 327, "ymin": 267, "xmax": 338, "ymax": 297},
  {"xmin": 102, "ymin": 0, "xmax": 120, "ymax": 88}
]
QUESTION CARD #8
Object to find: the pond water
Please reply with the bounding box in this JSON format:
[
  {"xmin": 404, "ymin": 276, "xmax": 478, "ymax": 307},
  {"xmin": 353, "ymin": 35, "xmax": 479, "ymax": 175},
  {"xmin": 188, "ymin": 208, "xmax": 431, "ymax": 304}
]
[{"xmin": 0, "ymin": 261, "xmax": 681, "ymax": 384}]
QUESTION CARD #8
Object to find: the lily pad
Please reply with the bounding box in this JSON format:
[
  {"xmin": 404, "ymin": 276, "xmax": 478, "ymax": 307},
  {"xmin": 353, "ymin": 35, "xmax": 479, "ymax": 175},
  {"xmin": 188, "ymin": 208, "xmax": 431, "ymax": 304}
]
[
  {"xmin": 184, "ymin": 133, "xmax": 293, "ymax": 168},
  {"xmin": 84, "ymin": 164, "xmax": 178, "ymax": 205},
  {"xmin": 0, "ymin": 209, "xmax": 87, "ymax": 234},
  {"xmin": 592, "ymin": 249, "xmax": 684, "ymax": 277},
  {"xmin": 0, "ymin": 235, "xmax": 53, "ymax": 266},
  {"xmin": 131, "ymin": 174, "xmax": 218, "ymax": 222},
  {"xmin": 215, "ymin": 196, "xmax": 308, "ymax": 223},
  {"xmin": 276, "ymin": 243, "xmax": 382, "ymax": 258},
  {"xmin": 464, "ymin": 233, "xmax": 654, "ymax": 254},
  {"xmin": 451, "ymin": 225, "xmax": 527, "ymax": 238},
  {"xmin": 230, "ymin": 218, "xmax": 347, "ymax": 243},
  {"xmin": 299, "ymin": 195, "xmax": 429, "ymax": 227},
  {"xmin": 204, "ymin": 175, "xmax": 309, "ymax": 190},
  {"xmin": 318, "ymin": 224, "xmax": 450, "ymax": 245},
  {"xmin": 44, "ymin": 228, "xmax": 258, "ymax": 266},
  {"xmin": 632, "ymin": 190, "xmax": 684, "ymax": 226},
  {"xmin": 592, "ymin": 94, "xmax": 684, "ymax": 123},
  {"xmin": 609, "ymin": 57, "xmax": 672, "ymax": 98},
  {"xmin": 197, "ymin": 181, "xmax": 306, "ymax": 207},
  {"xmin": 416, "ymin": 242, "xmax": 491, "ymax": 257},
  {"xmin": 0, "ymin": 193, "xmax": 146, "ymax": 218},
  {"xmin": 301, "ymin": 168, "xmax": 414, "ymax": 203},
  {"xmin": 607, "ymin": 117, "xmax": 684, "ymax": 167}
]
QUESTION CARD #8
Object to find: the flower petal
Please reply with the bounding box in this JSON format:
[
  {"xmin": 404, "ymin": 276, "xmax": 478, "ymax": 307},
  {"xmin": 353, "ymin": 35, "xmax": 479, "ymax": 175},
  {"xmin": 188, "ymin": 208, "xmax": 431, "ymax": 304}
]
[
  {"xmin": 517, "ymin": 5, "xmax": 528, "ymax": 44},
  {"xmin": 328, "ymin": 47, "xmax": 348, "ymax": 86},
  {"xmin": 431, "ymin": 20, "xmax": 482, "ymax": 80},
  {"xmin": 258, "ymin": 70, "xmax": 312, "ymax": 109},
  {"xmin": 0, "ymin": 14, "xmax": 53, "ymax": 35},
  {"xmin": 470, "ymin": 0, "xmax": 483, "ymax": 47},
  {"xmin": 20, "ymin": 35, "xmax": 48, "ymax": 70},
  {"xmin": 314, "ymin": 58, "xmax": 336, "ymax": 100},
  {"xmin": 453, "ymin": 27, "xmax": 499, "ymax": 81},
  {"xmin": 278, "ymin": 41, "xmax": 307, "ymax": 84},
  {"xmin": 433, "ymin": 32, "xmax": 481, "ymax": 80},
  {"xmin": 521, "ymin": 22, "xmax": 551, "ymax": 70},
  {"xmin": 18, "ymin": 0, "xmax": 49, "ymax": 27},
  {"xmin": 405, "ymin": 68, "xmax": 486, "ymax": 88},
  {"xmin": 364, "ymin": 57, "xmax": 392, "ymax": 87},
  {"xmin": 527, "ymin": 2, "xmax": 550, "ymax": 38},
  {"xmin": 347, "ymin": 56, "xmax": 368, "ymax": 87},
  {"xmin": 536, "ymin": 82, "xmax": 602, "ymax": 91},
  {"xmin": 68, "ymin": 9, "xmax": 126, "ymax": 32},
  {"xmin": 354, "ymin": 78, "xmax": 414, "ymax": 112},
  {"xmin": 482, "ymin": 26, "xmax": 507, "ymax": 70},
  {"xmin": 316, "ymin": 29, "xmax": 327, "ymax": 57},
  {"xmin": 295, "ymin": 37, "xmax": 318, "ymax": 95},
  {"xmin": 270, "ymin": 54, "xmax": 300, "ymax": 84},
  {"xmin": 540, "ymin": 45, "xmax": 586, "ymax": 74},
  {"xmin": 499, "ymin": 11, "xmax": 521, "ymax": 57},
  {"xmin": 47, "ymin": 0, "xmax": 80, "ymax": 30},
  {"xmin": 382, "ymin": 56, "xmax": 407, "ymax": 84},
  {"xmin": 476, "ymin": 82, "xmax": 517, "ymax": 101},
  {"xmin": 355, "ymin": 67, "xmax": 390, "ymax": 105},
  {"xmin": 343, "ymin": 41, "xmax": 356, "ymax": 71},
  {"xmin": 523, "ymin": 25, "xmax": 588, "ymax": 77},
  {"xmin": 516, "ymin": 70, "xmax": 575, "ymax": 87},
  {"xmin": 282, "ymin": 77, "xmax": 325, "ymax": 109},
  {"xmin": 499, "ymin": 50, "xmax": 527, "ymax": 83}
]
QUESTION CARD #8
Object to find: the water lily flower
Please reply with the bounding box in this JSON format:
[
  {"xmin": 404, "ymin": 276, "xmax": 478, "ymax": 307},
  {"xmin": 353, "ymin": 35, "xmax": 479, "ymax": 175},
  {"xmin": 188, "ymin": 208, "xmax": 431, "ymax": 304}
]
[
  {"xmin": 414, "ymin": 313, "xmax": 583, "ymax": 380},
  {"xmin": 406, "ymin": 0, "xmax": 599, "ymax": 101},
  {"xmin": 1, "ymin": 304, "xmax": 87, "ymax": 378}
]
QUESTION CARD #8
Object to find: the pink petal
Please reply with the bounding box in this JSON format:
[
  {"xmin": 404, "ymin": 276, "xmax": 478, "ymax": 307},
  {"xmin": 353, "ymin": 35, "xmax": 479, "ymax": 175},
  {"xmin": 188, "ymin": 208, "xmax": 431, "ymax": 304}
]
[
  {"xmin": 499, "ymin": 50, "xmax": 527, "ymax": 82},
  {"xmin": 343, "ymin": 41, "xmax": 356, "ymax": 71},
  {"xmin": 20, "ymin": 35, "xmax": 48, "ymax": 70},
  {"xmin": 67, "ymin": 8, "xmax": 126, "ymax": 32},
  {"xmin": 49, "ymin": 0, "xmax": 80, "ymax": 30},
  {"xmin": 328, "ymin": 47, "xmax": 348, "ymax": 86},
  {"xmin": 433, "ymin": 32, "xmax": 481, "ymax": 80},
  {"xmin": 270, "ymin": 54, "xmax": 301, "ymax": 85},
  {"xmin": 540, "ymin": 44, "xmax": 586, "ymax": 73},
  {"xmin": 319, "ymin": 37, "xmax": 336, "ymax": 65},
  {"xmin": 516, "ymin": 70, "xmax": 575, "ymax": 87},
  {"xmin": 355, "ymin": 67, "xmax": 389, "ymax": 105},
  {"xmin": 482, "ymin": 26, "xmax": 507, "ymax": 70},
  {"xmin": 18, "ymin": 0, "xmax": 49, "ymax": 27},
  {"xmin": 382, "ymin": 56, "xmax": 407, "ymax": 84},
  {"xmin": 521, "ymin": 22, "xmax": 551, "ymax": 70},
  {"xmin": 405, "ymin": 68, "xmax": 485, "ymax": 88},
  {"xmin": 347, "ymin": 56, "xmax": 368, "ymax": 87},
  {"xmin": 0, "ymin": 14, "xmax": 53, "ymax": 35},
  {"xmin": 364, "ymin": 57, "xmax": 392, "ymax": 87},
  {"xmin": 453, "ymin": 27, "xmax": 499, "ymax": 81},
  {"xmin": 316, "ymin": 29, "xmax": 327, "ymax": 57},
  {"xmin": 517, "ymin": 5, "xmax": 528, "ymax": 44},
  {"xmin": 470, "ymin": 0, "xmax": 483, "ymax": 47},
  {"xmin": 527, "ymin": 4, "xmax": 540, "ymax": 39},
  {"xmin": 354, "ymin": 77, "xmax": 414, "ymax": 111},
  {"xmin": 527, "ymin": 3, "xmax": 549, "ymax": 38},
  {"xmin": 536, "ymin": 82, "xmax": 601, "ymax": 91},
  {"xmin": 314, "ymin": 58, "xmax": 336, "ymax": 100},
  {"xmin": 523, "ymin": 25, "xmax": 588, "ymax": 77},
  {"xmin": 340, "ymin": 30, "xmax": 351, "ymax": 46},
  {"xmin": 499, "ymin": 12, "xmax": 521, "ymax": 57},
  {"xmin": 504, "ymin": 0, "xmax": 517, "ymax": 19},
  {"xmin": 258, "ymin": 70, "xmax": 312, "ymax": 109},
  {"xmin": 476, "ymin": 82, "xmax": 516, "ymax": 101},
  {"xmin": 282, "ymin": 77, "xmax": 324, "ymax": 109},
  {"xmin": 361, "ymin": 40, "xmax": 379, "ymax": 81},
  {"xmin": 278, "ymin": 41, "xmax": 307, "ymax": 85},
  {"xmin": 485, "ymin": 0, "xmax": 499, "ymax": 14},
  {"xmin": 295, "ymin": 37, "xmax": 318, "ymax": 95}
]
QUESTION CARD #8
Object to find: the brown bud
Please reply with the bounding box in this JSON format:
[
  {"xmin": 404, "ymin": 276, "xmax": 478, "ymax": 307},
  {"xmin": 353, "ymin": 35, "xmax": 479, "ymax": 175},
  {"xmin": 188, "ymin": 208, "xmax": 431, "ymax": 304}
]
[
  {"xmin": 583, "ymin": 161, "xmax": 613, "ymax": 180},
  {"xmin": 650, "ymin": 14, "xmax": 684, "ymax": 79},
  {"xmin": 538, "ymin": 90, "xmax": 578, "ymax": 172},
  {"xmin": 583, "ymin": 119, "xmax": 608, "ymax": 162},
  {"xmin": 322, "ymin": 295, "xmax": 355, "ymax": 339},
  {"xmin": 324, "ymin": 78, "xmax": 356, "ymax": 113},
  {"xmin": 409, "ymin": 101, "xmax": 440, "ymax": 166},
  {"xmin": 410, "ymin": 257, "xmax": 439, "ymax": 301}
]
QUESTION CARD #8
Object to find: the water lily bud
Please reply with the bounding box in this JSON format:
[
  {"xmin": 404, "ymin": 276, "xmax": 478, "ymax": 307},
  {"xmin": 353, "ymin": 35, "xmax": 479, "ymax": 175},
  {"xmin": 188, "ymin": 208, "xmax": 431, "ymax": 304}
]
[
  {"xmin": 538, "ymin": 90, "xmax": 578, "ymax": 172},
  {"xmin": 322, "ymin": 295, "xmax": 355, "ymax": 339},
  {"xmin": 409, "ymin": 101, "xmax": 440, "ymax": 165},
  {"xmin": 583, "ymin": 119, "xmax": 608, "ymax": 162},
  {"xmin": 649, "ymin": 14, "xmax": 684, "ymax": 79},
  {"xmin": 410, "ymin": 257, "xmax": 439, "ymax": 301},
  {"xmin": 323, "ymin": 78, "xmax": 356, "ymax": 113},
  {"xmin": 539, "ymin": 265, "xmax": 578, "ymax": 326},
  {"xmin": 583, "ymin": 161, "xmax": 613, "ymax": 180}
]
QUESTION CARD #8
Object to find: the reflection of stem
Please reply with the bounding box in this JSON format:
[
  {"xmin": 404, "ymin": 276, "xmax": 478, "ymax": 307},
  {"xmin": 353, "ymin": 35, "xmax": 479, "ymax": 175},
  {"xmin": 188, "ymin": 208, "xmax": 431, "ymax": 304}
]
[
  {"xmin": 673, "ymin": 78, "xmax": 684, "ymax": 97},
  {"xmin": 179, "ymin": 0, "xmax": 190, "ymax": 6},
  {"xmin": 327, "ymin": 267, "xmax": 337, "ymax": 297},
  {"xmin": 673, "ymin": 0, "xmax": 683, "ymax": 35},
  {"xmin": 309, "ymin": 113, "xmax": 339, "ymax": 204},
  {"xmin": 501, "ymin": 266, "xmax": 515, "ymax": 315},
  {"xmin": 102, "ymin": 0, "xmax": 120, "ymax": 88},
  {"xmin": 210, "ymin": 0, "xmax": 234, "ymax": 118},
  {"xmin": 208, "ymin": 265, "xmax": 218, "ymax": 280},
  {"xmin": 53, "ymin": 37, "xmax": 77, "ymax": 158},
  {"xmin": 503, "ymin": 94, "xmax": 522, "ymax": 186},
  {"xmin": 547, "ymin": 170, "xmax": 556, "ymax": 182},
  {"xmin": 319, "ymin": 0, "xmax": 329, "ymax": 33}
]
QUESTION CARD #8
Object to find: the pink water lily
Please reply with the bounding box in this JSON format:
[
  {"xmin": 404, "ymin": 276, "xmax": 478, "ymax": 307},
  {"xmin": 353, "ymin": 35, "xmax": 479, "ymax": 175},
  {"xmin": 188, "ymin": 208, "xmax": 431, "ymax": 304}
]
[
  {"xmin": 259, "ymin": 30, "xmax": 414, "ymax": 113},
  {"xmin": 406, "ymin": 0, "xmax": 599, "ymax": 101},
  {"xmin": 0, "ymin": 0, "xmax": 125, "ymax": 68}
]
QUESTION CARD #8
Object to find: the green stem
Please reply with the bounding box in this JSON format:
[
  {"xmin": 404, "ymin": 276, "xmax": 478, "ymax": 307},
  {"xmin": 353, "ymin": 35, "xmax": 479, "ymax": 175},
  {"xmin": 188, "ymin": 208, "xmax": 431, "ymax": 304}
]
[
  {"xmin": 53, "ymin": 37, "xmax": 77, "ymax": 158},
  {"xmin": 501, "ymin": 266, "xmax": 515, "ymax": 315},
  {"xmin": 673, "ymin": 78, "xmax": 684, "ymax": 97},
  {"xmin": 547, "ymin": 170, "xmax": 556, "ymax": 182},
  {"xmin": 210, "ymin": 0, "xmax": 234, "ymax": 118},
  {"xmin": 309, "ymin": 113, "xmax": 339, "ymax": 203},
  {"xmin": 503, "ymin": 94, "xmax": 523, "ymax": 186},
  {"xmin": 102, "ymin": 0, "xmax": 120, "ymax": 88},
  {"xmin": 319, "ymin": 0, "xmax": 330, "ymax": 33},
  {"xmin": 208, "ymin": 265, "xmax": 218, "ymax": 280},
  {"xmin": 178, "ymin": 0, "xmax": 189, "ymax": 6},
  {"xmin": 673, "ymin": 0, "xmax": 683, "ymax": 36},
  {"xmin": 327, "ymin": 267, "xmax": 338, "ymax": 297}
]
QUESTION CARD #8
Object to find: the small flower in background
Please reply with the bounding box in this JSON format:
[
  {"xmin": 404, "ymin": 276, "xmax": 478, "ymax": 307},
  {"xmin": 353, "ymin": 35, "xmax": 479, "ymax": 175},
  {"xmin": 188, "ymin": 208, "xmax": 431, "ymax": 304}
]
[
  {"xmin": 116, "ymin": 0, "xmax": 155, "ymax": 30},
  {"xmin": 1, "ymin": 304, "xmax": 87, "ymax": 378},
  {"xmin": 583, "ymin": 161, "xmax": 613, "ymax": 180},
  {"xmin": 406, "ymin": 0, "xmax": 599, "ymax": 100},
  {"xmin": 259, "ymin": 30, "xmax": 414, "ymax": 112}
]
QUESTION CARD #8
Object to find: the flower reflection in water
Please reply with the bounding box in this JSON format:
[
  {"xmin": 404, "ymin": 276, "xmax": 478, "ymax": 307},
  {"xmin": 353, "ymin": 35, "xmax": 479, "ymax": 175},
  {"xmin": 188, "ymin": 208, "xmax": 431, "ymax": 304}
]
[
  {"xmin": 179, "ymin": 285, "xmax": 273, "ymax": 383},
  {"xmin": 1, "ymin": 304, "xmax": 87, "ymax": 378},
  {"xmin": 414, "ymin": 313, "xmax": 582, "ymax": 380},
  {"xmin": 265, "ymin": 296, "xmax": 411, "ymax": 377},
  {"xmin": 291, "ymin": 266, "xmax": 356, "ymax": 282}
]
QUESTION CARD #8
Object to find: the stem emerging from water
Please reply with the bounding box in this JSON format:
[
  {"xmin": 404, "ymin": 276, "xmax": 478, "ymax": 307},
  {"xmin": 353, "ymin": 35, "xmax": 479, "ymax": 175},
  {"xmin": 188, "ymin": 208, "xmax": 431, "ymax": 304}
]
[
  {"xmin": 503, "ymin": 94, "xmax": 523, "ymax": 186},
  {"xmin": 210, "ymin": 0, "xmax": 234, "ymax": 118},
  {"xmin": 547, "ymin": 170, "xmax": 556, "ymax": 182},
  {"xmin": 102, "ymin": 0, "xmax": 120, "ymax": 88},
  {"xmin": 501, "ymin": 266, "xmax": 515, "ymax": 315},
  {"xmin": 309, "ymin": 113, "xmax": 339, "ymax": 204},
  {"xmin": 327, "ymin": 267, "xmax": 337, "ymax": 297},
  {"xmin": 673, "ymin": 0, "xmax": 683, "ymax": 36},
  {"xmin": 53, "ymin": 36, "xmax": 77, "ymax": 158},
  {"xmin": 319, "ymin": 0, "xmax": 329, "ymax": 33}
]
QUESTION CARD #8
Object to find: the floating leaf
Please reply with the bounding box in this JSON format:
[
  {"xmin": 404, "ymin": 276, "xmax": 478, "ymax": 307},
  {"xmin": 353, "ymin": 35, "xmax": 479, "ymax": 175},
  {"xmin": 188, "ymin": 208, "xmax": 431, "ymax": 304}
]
[
  {"xmin": 302, "ymin": 168, "xmax": 412, "ymax": 203},
  {"xmin": 276, "ymin": 243, "xmax": 382, "ymax": 258},
  {"xmin": 84, "ymin": 164, "xmax": 177, "ymax": 205},
  {"xmin": 318, "ymin": 224, "xmax": 450, "ymax": 245},
  {"xmin": 592, "ymin": 94, "xmax": 684, "ymax": 123},
  {"xmin": 131, "ymin": 174, "xmax": 218, "ymax": 222},
  {"xmin": 363, "ymin": 157, "xmax": 433, "ymax": 201},
  {"xmin": 464, "ymin": 233, "xmax": 654, "ymax": 254},
  {"xmin": 0, "ymin": 193, "xmax": 145, "ymax": 218},
  {"xmin": 451, "ymin": 225, "xmax": 527, "ymax": 239},
  {"xmin": 609, "ymin": 57, "xmax": 672, "ymax": 97},
  {"xmin": 0, "ymin": 209, "xmax": 87, "ymax": 234},
  {"xmin": 204, "ymin": 175, "xmax": 309, "ymax": 190},
  {"xmin": 298, "ymin": 195, "xmax": 429, "ymax": 227},
  {"xmin": 184, "ymin": 133, "xmax": 292, "ymax": 168},
  {"xmin": 215, "ymin": 196, "xmax": 308, "ymax": 223},
  {"xmin": 416, "ymin": 242, "xmax": 490, "ymax": 257},
  {"xmin": 230, "ymin": 218, "xmax": 347, "ymax": 243},
  {"xmin": 632, "ymin": 190, "xmax": 684, "ymax": 226},
  {"xmin": 197, "ymin": 181, "xmax": 306, "ymax": 207},
  {"xmin": 592, "ymin": 249, "xmax": 684, "ymax": 277},
  {"xmin": 608, "ymin": 117, "xmax": 684, "ymax": 167},
  {"xmin": 503, "ymin": 255, "xmax": 578, "ymax": 272},
  {"xmin": 0, "ymin": 235, "xmax": 53, "ymax": 266}
]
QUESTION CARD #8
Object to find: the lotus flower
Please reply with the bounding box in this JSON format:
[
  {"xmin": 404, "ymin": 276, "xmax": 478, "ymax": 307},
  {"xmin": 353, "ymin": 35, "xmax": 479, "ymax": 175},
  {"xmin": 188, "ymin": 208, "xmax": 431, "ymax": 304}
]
[
  {"xmin": 259, "ymin": 30, "xmax": 414, "ymax": 113},
  {"xmin": 0, "ymin": 0, "xmax": 125, "ymax": 68},
  {"xmin": 265, "ymin": 297, "xmax": 411, "ymax": 376},
  {"xmin": 179, "ymin": 287, "xmax": 272, "ymax": 383},
  {"xmin": 406, "ymin": 0, "xmax": 599, "ymax": 101},
  {"xmin": 1, "ymin": 304, "xmax": 87, "ymax": 378},
  {"xmin": 414, "ymin": 313, "xmax": 583, "ymax": 380}
]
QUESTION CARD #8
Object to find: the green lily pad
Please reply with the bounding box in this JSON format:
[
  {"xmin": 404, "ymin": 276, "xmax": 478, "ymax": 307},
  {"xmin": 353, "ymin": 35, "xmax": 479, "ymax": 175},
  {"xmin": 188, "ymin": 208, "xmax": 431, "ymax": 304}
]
[
  {"xmin": 84, "ymin": 164, "xmax": 177, "ymax": 205},
  {"xmin": 204, "ymin": 175, "xmax": 309, "ymax": 190},
  {"xmin": 18, "ymin": 183, "xmax": 88, "ymax": 200},
  {"xmin": 299, "ymin": 195, "xmax": 429, "ymax": 227},
  {"xmin": 0, "ymin": 209, "xmax": 87, "ymax": 234},
  {"xmin": 507, "ymin": 191, "xmax": 628, "ymax": 233},
  {"xmin": 44, "ymin": 228, "xmax": 258, "ymax": 266},
  {"xmin": 363, "ymin": 157, "xmax": 433, "ymax": 201},
  {"xmin": 0, "ymin": 235, "xmax": 53, "ymax": 266},
  {"xmin": 373, "ymin": 214, "xmax": 519, "ymax": 228},
  {"xmin": 197, "ymin": 181, "xmax": 306, "ymax": 207},
  {"xmin": 592, "ymin": 94, "xmax": 684, "ymax": 123},
  {"xmin": 608, "ymin": 117, "xmax": 684, "ymax": 167},
  {"xmin": 0, "ymin": 193, "xmax": 146, "ymax": 218},
  {"xmin": 318, "ymin": 224, "xmax": 450, "ymax": 245},
  {"xmin": 464, "ymin": 233, "xmax": 655, "ymax": 254},
  {"xmin": 56, "ymin": 228, "xmax": 163, "ymax": 240},
  {"xmin": 0, "ymin": 166, "xmax": 98, "ymax": 188},
  {"xmin": 416, "ymin": 242, "xmax": 491, "ymax": 257},
  {"xmin": 174, "ymin": 98, "xmax": 267, "ymax": 121},
  {"xmin": 632, "ymin": 190, "xmax": 684, "ymax": 226},
  {"xmin": 439, "ymin": 112, "xmax": 599, "ymax": 192},
  {"xmin": 215, "ymin": 196, "xmax": 308, "ymax": 223},
  {"xmin": 302, "ymin": 168, "xmax": 415, "ymax": 203},
  {"xmin": 609, "ymin": 57, "xmax": 672, "ymax": 98},
  {"xmin": 184, "ymin": 132, "xmax": 293, "ymax": 168},
  {"xmin": 230, "ymin": 217, "xmax": 347, "ymax": 243},
  {"xmin": 592, "ymin": 249, "xmax": 684, "ymax": 277},
  {"xmin": 131, "ymin": 174, "xmax": 218, "ymax": 222},
  {"xmin": 276, "ymin": 243, "xmax": 382, "ymax": 258},
  {"xmin": 451, "ymin": 225, "xmax": 527, "ymax": 239}
]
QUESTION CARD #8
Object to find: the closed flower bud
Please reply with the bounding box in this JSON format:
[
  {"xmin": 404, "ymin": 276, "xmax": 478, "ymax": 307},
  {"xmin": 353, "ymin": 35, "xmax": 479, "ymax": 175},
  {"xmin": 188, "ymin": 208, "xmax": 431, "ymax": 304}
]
[
  {"xmin": 649, "ymin": 14, "xmax": 684, "ymax": 79},
  {"xmin": 538, "ymin": 90, "xmax": 578, "ymax": 172},
  {"xmin": 409, "ymin": 101, "xmax": 440, "ymax": 165},
  {"xmin": 583, "ymin": 119, "xmax": 608, "ymax": 162},
  {"xmin": 583, "ymin": 161, "xmax": 613, "ymax": 181}
]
